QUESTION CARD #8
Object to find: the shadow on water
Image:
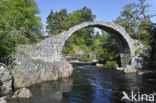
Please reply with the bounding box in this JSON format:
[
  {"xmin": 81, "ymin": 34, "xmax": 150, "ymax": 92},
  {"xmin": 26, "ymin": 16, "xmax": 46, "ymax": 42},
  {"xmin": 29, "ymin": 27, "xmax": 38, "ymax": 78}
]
[{"xmin": 7, "ymin": 63, "xmax": 156, "ymax": 103}]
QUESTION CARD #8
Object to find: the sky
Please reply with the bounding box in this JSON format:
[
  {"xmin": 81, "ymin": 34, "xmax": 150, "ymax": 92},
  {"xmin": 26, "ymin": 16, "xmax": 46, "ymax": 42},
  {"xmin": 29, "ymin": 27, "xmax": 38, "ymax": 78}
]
[{"xmin": 35, "ymin": 0, "xmax": 156, "ymax": 28}]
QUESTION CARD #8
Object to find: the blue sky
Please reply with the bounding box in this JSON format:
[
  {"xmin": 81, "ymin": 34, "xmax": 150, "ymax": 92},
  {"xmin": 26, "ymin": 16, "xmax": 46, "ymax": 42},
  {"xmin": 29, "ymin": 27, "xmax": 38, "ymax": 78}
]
[{"xmin": 35, "ymin": 0, "xmax": 156, "ymax": 27}]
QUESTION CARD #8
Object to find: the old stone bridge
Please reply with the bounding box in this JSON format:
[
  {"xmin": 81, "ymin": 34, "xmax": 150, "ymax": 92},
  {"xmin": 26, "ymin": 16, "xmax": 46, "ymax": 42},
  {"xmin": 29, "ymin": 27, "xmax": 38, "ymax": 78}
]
[
  {"xmin": 11, "ymin": 21, "xmax": 145, "ymax": 88},
  {"xmin": 36, "ymin": 21, "xmax": 143, "ymax": 67}
]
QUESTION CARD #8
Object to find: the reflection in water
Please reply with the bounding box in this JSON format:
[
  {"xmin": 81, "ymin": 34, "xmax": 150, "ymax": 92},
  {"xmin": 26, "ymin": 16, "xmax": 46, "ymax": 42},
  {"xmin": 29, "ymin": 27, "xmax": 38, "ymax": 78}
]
[
  {"xmin": 8, "ymin": 79, "xmax": 73, "ymax": 103},
  {"xmin": 8, "ymin": 63, "xmax": 156, "ymax": 103}
]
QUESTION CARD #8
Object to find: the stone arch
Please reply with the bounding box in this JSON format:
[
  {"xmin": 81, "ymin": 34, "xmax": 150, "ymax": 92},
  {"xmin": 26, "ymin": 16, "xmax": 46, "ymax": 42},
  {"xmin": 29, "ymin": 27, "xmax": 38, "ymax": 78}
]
[
  {"xmin": 60, "ymin": 22, "xmax": 136, "ymax": 67},
  {"xmin": 31, "ymin": 21, "xmax": 140, "ymax": 69},
  {"xmin": 12, "ymin": 21, "xmax": 145, "ymax": 88}
]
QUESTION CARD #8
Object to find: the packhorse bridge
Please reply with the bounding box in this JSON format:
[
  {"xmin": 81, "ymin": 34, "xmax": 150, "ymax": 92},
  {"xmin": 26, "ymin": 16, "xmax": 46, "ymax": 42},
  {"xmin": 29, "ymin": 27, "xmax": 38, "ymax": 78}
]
[
  {"xmin": 35, "ymin": 21, "xmax": 143, "ymax": 68},
  {"xmin": 10, "ymin": 21, "xmax": 145, "ymax": 88}
]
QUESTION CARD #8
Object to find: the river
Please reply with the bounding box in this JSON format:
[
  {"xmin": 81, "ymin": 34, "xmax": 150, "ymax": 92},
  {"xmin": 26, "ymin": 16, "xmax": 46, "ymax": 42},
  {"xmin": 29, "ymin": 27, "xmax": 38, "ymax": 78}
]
[{"xmin": 8, "ymin": 63, "xmax": 156, "ymax": 103}]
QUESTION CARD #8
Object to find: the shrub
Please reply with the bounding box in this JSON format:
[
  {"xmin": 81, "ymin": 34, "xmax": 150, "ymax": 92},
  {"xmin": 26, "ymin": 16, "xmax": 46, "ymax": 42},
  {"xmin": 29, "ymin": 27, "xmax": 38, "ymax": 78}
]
[
  {"xmin": 105, "ymin": 61, "xmax": 118, "ymax": 69},
  {"xmin": 0, "ymin": 33, "xmax": 16, "ymax": 65},
  {"xmin": 148, "ymin": 61, "xmax": 156, "ymax": 69}
]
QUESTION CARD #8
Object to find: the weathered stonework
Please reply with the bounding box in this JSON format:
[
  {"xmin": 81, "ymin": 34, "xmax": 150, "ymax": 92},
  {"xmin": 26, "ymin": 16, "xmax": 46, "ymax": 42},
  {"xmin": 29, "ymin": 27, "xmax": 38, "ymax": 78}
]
[
  {"xmin": 28, "ymin": 22, "xmax": 142, "ymax": 67},
  {"xmin": 12, "ymin": 45, "xmax": 73, "ymax": 88},
  {"xmin": 12, "ymin": 88, "xmax": 32, "ymax": 98},
  {"xmin": 11, "ymin": 21, "xmax": 145, "ymax": 88},
  {"xmin": 32, "ymin": 21, "xmax": 144, "ymax": 72}
]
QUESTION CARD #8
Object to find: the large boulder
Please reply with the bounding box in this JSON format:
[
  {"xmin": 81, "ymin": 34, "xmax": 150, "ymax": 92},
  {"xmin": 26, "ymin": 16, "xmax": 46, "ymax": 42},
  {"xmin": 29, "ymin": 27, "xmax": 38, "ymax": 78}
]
[
  {"xmin": 12, "ymin": 88, "xmax": 32, "ymax": 98},
  {"xmin": 0, "ymin": 63, "xmax": 12, "ymax": 96},
  {"xmin": 123, "ymin": 47, "xmax": 149, "ymax": 73},
  {"xmin": 11, "ymin": 46, "xmax": 73, "ymax": 88},
  {"xmin": 124, "ymin": 55, "xmax": 148, "ymax": 73}
]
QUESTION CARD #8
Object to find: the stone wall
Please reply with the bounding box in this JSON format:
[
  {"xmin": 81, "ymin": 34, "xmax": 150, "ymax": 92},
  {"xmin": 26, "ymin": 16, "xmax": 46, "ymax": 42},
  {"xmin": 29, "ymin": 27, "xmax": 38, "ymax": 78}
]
[
  {"xmin": 11, "ymin": 45, "xmax": 73, "ymax": 88},
  {"xmin": 43, "ymin": 21, "xmax": 143, "ymax": 70},
  {"xmin": 18, "ymin": 21, "xmax": 145, "ymax": 72}
]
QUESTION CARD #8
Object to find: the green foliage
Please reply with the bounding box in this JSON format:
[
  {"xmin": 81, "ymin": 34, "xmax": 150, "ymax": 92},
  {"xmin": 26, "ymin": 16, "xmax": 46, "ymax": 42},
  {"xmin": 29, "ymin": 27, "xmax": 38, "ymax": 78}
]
[
  {"xmin": 148, "ymin": 23, "xmax": 156, "ymax": 68},
  {"xmin": 115, "ymin": 0, "xmax": 156, "ymax": 69},
  {"xmin": 114, "ymin": 0, "xmax": 151, "ymax": 44},
  {"xmin": 0, "ymin": 32, "xmax": 16, "ymax": 64},
  {"xmin": 46, "ymin": 7, "xmax": 96, "ymax": 56},
  {"xmin": 46, "ymin": 7, "xmax": 95, "ymax": 54},
  {"xmin": 94, "ymin": 32, "xmax": 119, "ymax": 64},
  {"xmin": 105, "ymin": 61, "xmax": 118, "ymax": 69},
  {"xmin": 63, "ymin": 26, "xmax": 120, "ymax": 65},
  {"xmin": 135, "ymin": 50, "xmax": 139, "ymax": 55},
  {"xmin": 0, "ymin": 0, "xmax": 43, "ymax": 64},
  {"xmin": 46, "ymin": 6, "xmax": 95, "ymax": 40},
  {"xmin": 114, "ymin": 3, "xmax": 138, "ymax": 38},
  {"xmin": 66, "ymin": 7, "xmax": 95, "ymax": 49},
  {"xmin": 0, "ymin": 0, "xmax": 42, "ymax": 39},
  {"xmin": 148, "ymin": 61, "xmax": 156, "ymax": 68},
  {"xmin": 46, "ymin": 9, "xmax": 69, "ymax": 35}
]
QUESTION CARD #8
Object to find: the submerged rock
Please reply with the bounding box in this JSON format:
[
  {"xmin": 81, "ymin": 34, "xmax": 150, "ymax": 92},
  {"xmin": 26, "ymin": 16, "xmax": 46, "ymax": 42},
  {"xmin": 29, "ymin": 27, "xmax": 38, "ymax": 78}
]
[
  {"xmin": 116, "ymin": 67, "xmax": 124, "ymax": 71},
  {"xmin": 96, "ymin": 63, "xmax": 104, "ymax": 67},
  {"xmin": 12, "ymin": 88, "xmax": 32, "ymax": 98},
  {"xmin": 0, "ymin": 64, "xmax": 12, "ymax": 96}
]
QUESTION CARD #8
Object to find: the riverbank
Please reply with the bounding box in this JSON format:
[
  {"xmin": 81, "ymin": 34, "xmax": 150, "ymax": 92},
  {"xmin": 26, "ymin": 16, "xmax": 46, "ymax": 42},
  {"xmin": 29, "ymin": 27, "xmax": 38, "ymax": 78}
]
[
  {"xmin": 70, "ymin": 60, "xmax": 156, "ymax": 75},
  {"xmin": 5, "ymin": 62, "xmax": 156, "ymax": 103}
]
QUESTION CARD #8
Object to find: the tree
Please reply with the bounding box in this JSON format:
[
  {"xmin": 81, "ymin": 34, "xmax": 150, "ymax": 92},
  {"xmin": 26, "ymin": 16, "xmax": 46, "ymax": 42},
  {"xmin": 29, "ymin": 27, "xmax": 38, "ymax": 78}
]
[
  {"xmin": 46, "ymin": 7, "xmax": 95, "ymax": 54},
  {"xmin": 115, "ymin": 0, "xmax": 156, "ymax": 68},
  {"xmin": 114, "ymin": 3, "xmax": 139, "ymax": 38},
  {"xmin": 67, "ymin": 6, "xmax": 95, "ymax": 26},
  {"xmin": 0, "ymin": 32, "xmax": 16, "ymax": 64},
  {"xmin": 0, "ymin": 0, "xmax": 42, "ymax": 42},
  {"xmin": 64, "ymin": 7, "xmax": 95, "ymax": 54},
  {"xmin": 114, "ymin": 0, "xmax": 151, "ymax": 44},
  {"xmin": 46, "ymin": 7, "xmax": 96, "ymax": 37},
  {"xmin": 46, "ymin": 9, "xmax": 68, "ymax": 36},
  {"xmin": 0, "ymin": 0, "xmax": 43, "ymax": 64},
  {"xmin": 94, "ymin": 31, "xmax": 119, "ymax": 64},
  {"xmin": 13, "ymin": 0, "xmax": 43, "ymax": 42},
  {"xmin": 148, "ymin": 22, "xmax": 156, "ymax": 68}
]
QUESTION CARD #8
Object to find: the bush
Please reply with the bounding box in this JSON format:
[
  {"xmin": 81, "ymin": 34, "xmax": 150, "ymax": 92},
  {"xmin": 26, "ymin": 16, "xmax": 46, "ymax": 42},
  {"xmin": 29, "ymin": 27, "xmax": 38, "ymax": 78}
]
[
  {"xmin": 105, "ymin": 61, "xmax": 118, "ymax": 69},
  {"xmin": 149, "ymin": 61, "xmax": 156, "ymax": 69},
  {"xmin": 0, "ymin": 33, "xmax": 16, "ymax": 65}
]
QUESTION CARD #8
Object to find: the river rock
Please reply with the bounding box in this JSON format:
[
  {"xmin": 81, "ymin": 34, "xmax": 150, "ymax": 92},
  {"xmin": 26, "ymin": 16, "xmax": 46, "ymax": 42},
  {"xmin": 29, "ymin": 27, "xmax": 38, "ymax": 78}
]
[
  {"xmin": 0, "ymin": 63, "xmax": 12, "ymax": 96},
  {"xmin": 11, "ymin": 46, "xmax": 73, "ymax": 88},
  {"xmin": 117, "ymin": 67, "xmax": 124, "ymax": 71},
  {"xmin": 123, "ymin": 56, "xmax": 145, "ymax": 73},
  {"xmin": 96, "ymin": 63, "xmax": 104, "ymax": 67},
  {"xmin": 12, "ymin": 88, "xmax": 32, "ymax": 98},
  {"xmin": 124, "ymin": 65, "xmax": 137, "ymax": 73},
  {"xmin": 131, "ymin": 56, "xmax": 145, "ymax": 69}
]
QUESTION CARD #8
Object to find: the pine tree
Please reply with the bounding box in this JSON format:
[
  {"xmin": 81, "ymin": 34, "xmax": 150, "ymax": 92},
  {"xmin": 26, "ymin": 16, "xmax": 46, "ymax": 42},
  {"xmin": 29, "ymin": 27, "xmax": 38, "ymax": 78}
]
[
  {"xmin": 46, "ymin": 9, "xmax": 68, "ymax": 36},
  {"xmin": 114, "ymin": 0, "xmax": 151, "ymax": 44}
]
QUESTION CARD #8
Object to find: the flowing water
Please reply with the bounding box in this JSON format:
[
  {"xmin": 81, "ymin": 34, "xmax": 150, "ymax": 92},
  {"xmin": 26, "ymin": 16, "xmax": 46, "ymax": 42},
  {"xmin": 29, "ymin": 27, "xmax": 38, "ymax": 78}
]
[{"xmin": 8, "ymin": 63, "xmax": 156, "ymax": 103}]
